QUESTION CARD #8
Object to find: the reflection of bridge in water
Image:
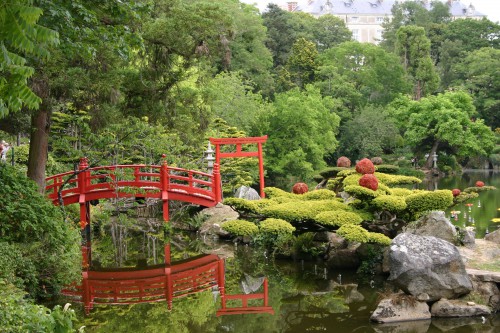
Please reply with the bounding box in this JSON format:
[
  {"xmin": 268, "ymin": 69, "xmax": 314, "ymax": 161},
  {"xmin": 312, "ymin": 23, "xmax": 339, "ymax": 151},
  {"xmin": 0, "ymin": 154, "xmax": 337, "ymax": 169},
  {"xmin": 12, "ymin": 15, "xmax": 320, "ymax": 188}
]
[{"xmin": 63, "ymin": 243, "xmax": 274, "ymax": 316}]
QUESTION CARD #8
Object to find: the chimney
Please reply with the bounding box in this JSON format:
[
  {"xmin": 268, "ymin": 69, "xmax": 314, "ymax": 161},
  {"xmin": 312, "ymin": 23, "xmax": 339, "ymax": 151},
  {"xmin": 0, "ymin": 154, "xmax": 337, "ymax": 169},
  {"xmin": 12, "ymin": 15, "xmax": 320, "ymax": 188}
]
[{"xmin": 287, "ymin": 2, "xmax": 298, "ymax": 11}]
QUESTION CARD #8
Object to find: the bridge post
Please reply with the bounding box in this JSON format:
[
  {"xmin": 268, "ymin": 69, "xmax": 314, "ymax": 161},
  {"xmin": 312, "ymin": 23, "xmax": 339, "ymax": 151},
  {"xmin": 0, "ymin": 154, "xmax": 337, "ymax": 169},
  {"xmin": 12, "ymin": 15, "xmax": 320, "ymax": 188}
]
[
  {"xmin": 218, "ymin": 258, "xmax": 226, "ymax": 308},
  {"xmin": 213, "ymin": 163, "xmax": 222, "ymax": 203},
  {"xmin": 160, "ymin": 158, "xmax": 169, "ymax": 222},
  {"xmin": 78, "ymin": 157, "xmax": 89, "ymax": 229}
]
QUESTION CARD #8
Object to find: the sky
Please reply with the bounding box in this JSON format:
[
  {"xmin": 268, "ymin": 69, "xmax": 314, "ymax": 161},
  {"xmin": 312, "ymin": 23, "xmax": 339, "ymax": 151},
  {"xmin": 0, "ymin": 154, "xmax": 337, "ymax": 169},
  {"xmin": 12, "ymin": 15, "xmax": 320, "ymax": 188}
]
[{"xmin": 240, "ymin": 0, "xmax": 500, "ymax": 23}]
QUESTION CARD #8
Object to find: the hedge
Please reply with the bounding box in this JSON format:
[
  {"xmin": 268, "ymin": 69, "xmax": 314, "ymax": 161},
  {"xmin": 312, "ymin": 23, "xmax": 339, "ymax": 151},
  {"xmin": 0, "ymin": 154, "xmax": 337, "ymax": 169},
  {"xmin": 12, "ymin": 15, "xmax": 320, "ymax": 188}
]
[
  {"xmin": 405, "ymin": 190, "xmax": 454, "ymax": 213},
  {"xmin": 222, "ymin": 220, "xmax": 259, "ymax": 237},
  {"xmin": 372, "ymin": 195, "xmax": 407, "ymax": 212},
  {"xmin": 259, "ymin": 218, "xmax": 296, "ymax": 235},
  {"xmin": 337, "ymin": 224, "xmax": 370, "ymax": 243},
  {"xmin": 319, "ymin": 167, "xmax": 348, "ymax": 179},
  {"xmin": 315, "ymin": 210, "xmax": 363, "ymax": 227},
  {"xmin": 260, "ymin": 200, "xmax": 349, "ymax": 223},
  {"xmin": 374, "ymin": 164, "xmax": 399, "ymax": 174}
]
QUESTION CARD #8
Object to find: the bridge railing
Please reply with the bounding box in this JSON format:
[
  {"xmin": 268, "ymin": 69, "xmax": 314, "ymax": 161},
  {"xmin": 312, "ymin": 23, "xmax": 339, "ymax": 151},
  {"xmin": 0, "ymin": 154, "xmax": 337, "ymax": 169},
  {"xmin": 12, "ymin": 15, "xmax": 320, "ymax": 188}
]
[{"xmin": 45, "ymin": 158, "xmax": 221, "ymax": 207}]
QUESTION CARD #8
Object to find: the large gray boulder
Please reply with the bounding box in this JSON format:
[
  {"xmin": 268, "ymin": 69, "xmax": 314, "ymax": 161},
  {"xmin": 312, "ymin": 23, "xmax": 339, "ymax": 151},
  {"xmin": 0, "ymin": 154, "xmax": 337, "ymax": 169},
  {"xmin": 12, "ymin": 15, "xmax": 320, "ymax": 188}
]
[
  {"xmin": 388, "ymin": 233, "xmax": 472, "ymax": 301},
  {"xmin": 234, "ymin": 186, "xmax": 261, "ymax": 200},
  {"xmin": 404, "ymin": 211, "xmax": 457, "ymax": 244},
  {"xmin": 485, "ymin": 228, "xmax": 500, "ymax": 244}
]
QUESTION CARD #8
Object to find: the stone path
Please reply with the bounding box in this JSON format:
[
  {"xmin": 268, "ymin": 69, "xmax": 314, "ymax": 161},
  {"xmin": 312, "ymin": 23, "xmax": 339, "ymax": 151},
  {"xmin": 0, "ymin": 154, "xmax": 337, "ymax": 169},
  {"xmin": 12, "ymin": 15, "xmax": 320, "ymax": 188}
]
[{"xmin": 459, "ymin": 239, "xmax": 500, "ymax": 281}]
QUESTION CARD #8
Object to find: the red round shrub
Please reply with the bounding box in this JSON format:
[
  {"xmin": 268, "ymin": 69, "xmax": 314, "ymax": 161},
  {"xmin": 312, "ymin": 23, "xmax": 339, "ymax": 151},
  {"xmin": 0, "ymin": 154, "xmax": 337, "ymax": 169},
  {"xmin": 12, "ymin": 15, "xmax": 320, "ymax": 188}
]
[
  {"xmin": 355, "ymin": 158, "xmax": 375, "ymax": 174},
  {"xmin": 292, "ymin": 182, "xmax": 309, "ymax": 194},
  {"xmin": 475, "ymin": 181, "xmax": 485, "ymax": 188},
  {"xmin": 359, "ymin": 174, "xmax": 378, "ymax": 191},
  {"xmin": 337, "ymin": 156, "xmax": 351, "ymax": 168},
  {"xmin": 452, "ymin": 189, "xmax": 461, "ymax": 197}
]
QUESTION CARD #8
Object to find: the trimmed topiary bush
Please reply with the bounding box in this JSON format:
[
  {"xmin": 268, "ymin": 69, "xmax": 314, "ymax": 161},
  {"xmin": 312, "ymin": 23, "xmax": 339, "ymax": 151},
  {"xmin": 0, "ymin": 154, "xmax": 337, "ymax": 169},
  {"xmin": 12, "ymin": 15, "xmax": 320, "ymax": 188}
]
[
  {"xmin": 375, "ymin": 164, "xmax": 399, "ymax": 174},
  {"xmin": 368, "ymin": 232, "xmax": 391, "ymax": 246},
  {"xmin": 452, "ymin": 189, "xmax": 461, "ymax": 197},
  {"xmin": 319, "ymin": 167, "xmax": 348, "ymax": 179},
  {"xmin": 405, "ymin": 190, "xmax": 454, "ymax": 213},
  {"xmin": 260, "ymin": 200, "xmax": 349, "ymax": 223},
  {"xmin": 315, "ymin": 210, "xmax": 363, "ymax": 227},
  {"xmin": 359, "ymin": 174, "xmax": 378, "ymax": 191},
  {"xmin": 463, "ymin": 185, "xmax": 496, "ymax": 193},
  {"xmin": 259, "ymin": 218, "xmax": 296, "ymax": 235},
  {"xmin": 355, "ymin": 158, "xmax": 375, "ymax": 175},
  {"xmin": 337, "ymin": 224, "xmax": 370, "ymax": 243},
  {"xmin": 372, "ymin": 195, "xmax": 407, "ymax": 212},
  {"xmin": 302, "ymin": 189, "xmax": 337, "ymax": 201},
  {"xmin": 337, "ymin": 156, "xmax": 351, "ymax": 167},
  {"xmin": 374, "ymin": 173, "xmax": 421, "ymax": 186},
  {"xmin": 292, "ymin": 182, "xmax": 308, "ymax": 194},
  {"xmin": 344, "ymin": 185, "xmax": 383, "ymax": 200},
  {"xmin": 389, "ymin": 188, "xmax": 413, "ymax": 197},
  {"xmin": 222, "ymin": 220, "xmax": 259, "ymax": 237},
  {"xmin": 223, "ymin": 198, "xmax": 275, "ymax": 214},
  {"xmin": 264, "ymin": 187, "xmax": 295, "ymax": 199},
  {"xmin": 454, "ymin": 191, "xmax": 479, "ymax": 203},
  {"xmin": 475, "ymin": 181, "xmax": 485, "ymax": 187}
]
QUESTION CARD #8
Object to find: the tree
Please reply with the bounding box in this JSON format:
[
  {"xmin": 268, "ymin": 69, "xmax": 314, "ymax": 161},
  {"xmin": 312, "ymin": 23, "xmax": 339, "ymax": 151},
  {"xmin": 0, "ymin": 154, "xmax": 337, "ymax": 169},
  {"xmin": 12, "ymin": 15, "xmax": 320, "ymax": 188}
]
[
  {"xmin": 317, "ymin": 41, "xmax": 410, "ymax": 108},
  {"xmin": 285, "ymin": 38, "xmax": 318, "ymax": 89},
  {"xmin": 453, "ymin": 48, "xmax": 500, "ymax": 129},
  {"xmin": 262, "ymin": 86, "xmax": 340, "ymax": 185},
  {"xmin": 441, "ymin": 18, "xmax": 500, "ymax": 53},
  {"xmin": 312, "ymin": 14, "xmax": 352, "ymax": 52},
  {"xmin": 396, "ymin": 26, "xmax": 439, "ymax": 100},
  {"xmin": 389, "ymin": 91, "xmax": 495, "ymax": 168},
  {"xmin": 0, "ymin": 0, "xmax": 58, "ymax": 116}
]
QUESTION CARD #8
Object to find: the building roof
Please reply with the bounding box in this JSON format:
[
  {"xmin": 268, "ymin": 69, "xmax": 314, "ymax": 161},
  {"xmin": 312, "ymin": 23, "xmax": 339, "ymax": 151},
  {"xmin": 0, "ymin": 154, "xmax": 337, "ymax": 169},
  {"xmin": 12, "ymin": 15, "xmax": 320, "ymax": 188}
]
[{"xmin": 294, "ymin": 0, "xmax": 486, "ymax": 18}]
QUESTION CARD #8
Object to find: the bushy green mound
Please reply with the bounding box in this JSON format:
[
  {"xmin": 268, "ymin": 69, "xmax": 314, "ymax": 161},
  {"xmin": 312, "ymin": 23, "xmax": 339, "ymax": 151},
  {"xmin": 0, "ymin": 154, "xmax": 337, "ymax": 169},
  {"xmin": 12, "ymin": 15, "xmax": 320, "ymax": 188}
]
[
  {"xmin": 223, "ymin": 198, "xmax": 274, "ymax": 214},
  {"xmin": 463, "ymin": 186, "xmax": 496, "ymax": 193},
  {"xmin": 259, "ymin": 218, "xmax": 295, "ymax": 235},
  {"xmin": 319, "ymin": 167, "xmax": 348, "ymax": 179},
  {"xmin": 375, "ymin": 164, "xmax": 399, "ymax": 174},
  {"xmin": 374, "ymin": 172, "xmax": 421, "ymax": 186},
  {"xmin": 0, "ymin": 165, "xmax": 80, "ymax": 299},
  {"xmin": 301, "ymin": 189, "xmax": 338, "ymax": 200},
  {"xmin": 368, "ymin": 232, "xmax": 392, "ymax": 246},
  {"xmin": 344, "ymin": 185, "xmax": 387, "ymax": 200},
  {"xmin": 372, "ymin": 195, "xmax": 407, "ymax": 212},
  {"xmin": 222, "ymin": 220, "xmax": 259, "ymax": 237},
  {"xmin": 260, "ymin": 200, "xmax": 349, "ymax": 223},
  {"xmin": 454, "ymin": 191, "xmax": 479, "ymax": 203},
  {"xmin": 405, "ymin": 190, "xmax": 454, "ymax": 213},
  {"xmin": 337, "ymin": 224, "xmax": 370, "ymax": 243},
  {"xmin": 264, "ymin": 187, "xmax": 295, "ymax": 199},
  {"xmin": 315, "ymin": 210, "xmax": 363, "ymax": 227},
  {"xmin": 389, "ymin": 188, "xmax": 414, "ymax": 196}
]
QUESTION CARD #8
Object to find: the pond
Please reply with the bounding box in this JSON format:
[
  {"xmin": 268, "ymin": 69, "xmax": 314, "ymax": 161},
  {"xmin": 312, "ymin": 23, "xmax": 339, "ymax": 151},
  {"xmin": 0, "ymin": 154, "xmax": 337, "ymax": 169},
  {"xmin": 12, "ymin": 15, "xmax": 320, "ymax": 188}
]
[
  {"xmin": 416, "ymin": 170, "xmax": 500, "ymax": 238},
  {"xmin": 63, "ymin": 171, "xmax": 500, "ymax": 332}
]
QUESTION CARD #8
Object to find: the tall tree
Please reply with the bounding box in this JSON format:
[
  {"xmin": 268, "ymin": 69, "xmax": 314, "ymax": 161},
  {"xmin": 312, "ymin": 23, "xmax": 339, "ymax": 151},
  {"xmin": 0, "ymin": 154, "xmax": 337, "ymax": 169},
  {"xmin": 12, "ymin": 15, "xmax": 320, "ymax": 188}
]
[
  {"xmin": 312, "ymin": 14, "xmax": 352, "ymax": 52},
  {"xmin": 396, "ymin": 26, "xmax": 439, "ymax": 100},
  {"xmin": 389, "ymin": 91, "xmax": 495, "ymax": 168},
  {"xmin": 285, "ymin": 38, "xmax": 318, "ymax": 89}
]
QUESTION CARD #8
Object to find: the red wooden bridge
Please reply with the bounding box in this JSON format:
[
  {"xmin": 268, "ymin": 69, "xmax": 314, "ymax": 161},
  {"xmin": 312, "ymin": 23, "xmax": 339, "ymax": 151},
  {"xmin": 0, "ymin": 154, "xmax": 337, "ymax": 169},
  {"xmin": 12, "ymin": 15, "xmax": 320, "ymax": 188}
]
[{"xmin": 45, "ymin": 157, "xmax": 222, "ymax": 225}]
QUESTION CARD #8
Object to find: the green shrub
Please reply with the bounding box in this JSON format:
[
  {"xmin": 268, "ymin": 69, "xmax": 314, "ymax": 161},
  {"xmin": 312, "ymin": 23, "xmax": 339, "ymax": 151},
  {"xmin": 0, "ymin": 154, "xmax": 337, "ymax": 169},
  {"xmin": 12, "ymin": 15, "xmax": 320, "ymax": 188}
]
[
  {"xmin": 313, "ymin": 174, "xmax": 324, "ymax": 183},
  {"xmin": 264, "ymin": 187, "xmax": 295, "ymax": 199},
  {"xmin": 374, "ymin": 172, "xmax": 422, "ymax": 186},
  {"xmin": 221, "ymin": 220, "xmax": 259, "ymax": 237},
  {"xmin": 405, "ymin": 190, "xmax": 454, "ymax": 213},
  {"xmin": 375, "ymin": 164, "xmax": 399, "ymax": 174},
  {"xmin": 224, "ymin": 198, "xmax": 259, "ymax": 214},
  {"xmin": 260, "ymin": 200, "xmax": 349, "ymax": 223},
  {"xmin": 0, "ymin": 165, "xmax": 80, "ymax": 299},
  {"xmin": 344, "ymin": 185, "xmax": 384, "ymax": 200},
  {"xmin": 259, "ymin": 218, "xmax": 296, "ymax": 235},
  {"xmin": 454, "ymin": 192, "xmax": 479, "ymax": 203},
  {"xmin": 396, "ymin": 168, "xmax": 426, "ymax": 179},
  {"xmin": 337, "ymin": 169, "xmax": 357, "ymax": 177},
  {"xmin": 326, "ymin": 177, "xmax": 343, "ymax": 191},
  {"xmin": 372, "ymin": 195, "xmax": 407, "ymax": 212},
  {"xmin": 315, "ymin": 210, "xmax": 363, "ymax": 227},
  {"xmin": 389, "ymin": 188, "xmax": 413, "ymax": 197},
  {"xmin": 302, "ymin": 189, "xmax": 337, "ymax": 200},
  {"xmin": 337, "ymin": 224, "xmax": 370, "ymax": 243},
  {"xmin": 319, "ymin": 167, "xmax": 348, "ymax": 179},
  {"xmin": 463, "ymin": 186, "xmax": 496, "ymax": 193},
  {"xmin": 343, "ymin": 174, "xmax": 362, "ymax": 186},
  {"xmin": 368, "ymin": 232, "xmax": 391, "ymax": 246}
]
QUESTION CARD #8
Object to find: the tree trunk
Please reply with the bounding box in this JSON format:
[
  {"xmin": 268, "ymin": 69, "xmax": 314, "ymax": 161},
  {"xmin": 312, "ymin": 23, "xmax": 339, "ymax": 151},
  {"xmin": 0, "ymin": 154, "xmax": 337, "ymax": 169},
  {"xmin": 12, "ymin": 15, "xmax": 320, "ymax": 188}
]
[
  {"xmin": 27, "ymin": 108, "xmax": 50, "ymax": 193},
  {"xmin": 425, "ymin": 140, "xmax": 440, "ymax": 169}
]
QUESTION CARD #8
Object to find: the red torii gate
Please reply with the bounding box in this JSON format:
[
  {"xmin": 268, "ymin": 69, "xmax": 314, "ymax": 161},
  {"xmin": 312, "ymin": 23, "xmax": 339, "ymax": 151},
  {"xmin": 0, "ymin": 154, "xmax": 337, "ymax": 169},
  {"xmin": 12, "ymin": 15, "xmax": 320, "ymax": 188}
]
[{"xmin": 209, "ymin": 136, "xmax": 268, "ymax": 198}]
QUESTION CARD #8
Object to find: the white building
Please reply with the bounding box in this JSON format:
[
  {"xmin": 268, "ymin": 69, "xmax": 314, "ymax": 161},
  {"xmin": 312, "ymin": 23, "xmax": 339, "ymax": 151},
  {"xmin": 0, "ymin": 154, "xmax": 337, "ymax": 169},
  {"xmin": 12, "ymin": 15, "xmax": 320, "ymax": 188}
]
[{"xmin": 287, "ymin": 0, "xmax": 486, "ymax": 43}]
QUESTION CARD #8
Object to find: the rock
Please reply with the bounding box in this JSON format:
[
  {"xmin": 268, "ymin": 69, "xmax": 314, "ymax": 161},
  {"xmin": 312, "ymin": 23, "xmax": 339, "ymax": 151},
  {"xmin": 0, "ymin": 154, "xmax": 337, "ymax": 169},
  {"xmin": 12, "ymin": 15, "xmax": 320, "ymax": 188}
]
[
  {"xmin": 430, "ymin": 298, "xmax": 491, "ymax": 317},
  {"xmin": 315, "ymin": 232, "xmax": 347, "ymax": 249},
  {"xmin": 470, "ymin": 277, "xmax": 500, "ymax": 311},
  {"xmin": 234, "ymin": 186, "xmax": 261, "ymax": 200},
  {"xmin": 461, "ymin": 227, "xmax": 476, "ymax": 247},
  {"xmin": 432, "ymin": 317, "xmax": 492, "ymax": 331},
  {"xmin": 372, "ymin": 320, "xmax": 431, "ymax": 333},
  {"xmin": 485, "ymin": 229, "xmax": 500, "ymax": 244},
  {"xmin": 370, "ymin": 294, "xmax": 431, "ymax": 323},
  {"xmin": 326, "ymin": 242, "xmax": 361, "ymax": 268},
  {"xmin": 199, "ymin": 204, "xmax": 239, "ymax": 237},
  {"xmin": 388, "ymin": 233, "xmax": 473, "ymax": 301},
  {"xmin": 344, "ymin": 284, "xmax": 365, "ymax": 304},
  {"xmin": 404, "ymin": 211, "xmax": 457, "ymax": 244}
]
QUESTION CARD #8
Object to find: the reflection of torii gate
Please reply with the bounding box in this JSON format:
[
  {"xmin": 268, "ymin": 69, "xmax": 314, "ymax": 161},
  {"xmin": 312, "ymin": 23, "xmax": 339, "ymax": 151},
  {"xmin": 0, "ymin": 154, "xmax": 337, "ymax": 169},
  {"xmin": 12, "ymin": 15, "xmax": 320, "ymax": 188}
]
[
  {"xmin": 63, "ymin": 244, "xmax": 273, "ymax": 316},
  {"xmin": 210, "ymin": 136, "xmax": 268, "ymax": 198}
]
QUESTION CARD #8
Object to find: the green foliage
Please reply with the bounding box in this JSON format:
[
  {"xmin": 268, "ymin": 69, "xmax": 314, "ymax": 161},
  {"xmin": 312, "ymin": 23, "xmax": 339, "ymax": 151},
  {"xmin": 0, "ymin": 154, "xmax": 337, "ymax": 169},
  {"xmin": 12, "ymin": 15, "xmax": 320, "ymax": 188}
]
[
  {"xmin": 375, "ymin": 164, "xmax": 399, "ymax": 174},
  {"xmin": 221, "ymin": 220, "xmax": 259, "ymax": 237},
  {"xmin": 336, "ymin": 224, "xmax": 370, "ymax": 243},
  {"xmin": 405, "ymin": 190, "xmax": 454, "ymax": 214},
  {"xmin": 374, "ymin": 172, "xmax": 422, "ymax": 186},
  {"xmin": 0, "ymin": 165, "xmax": 80, "ymax": 299},
  {"xmin": 0, "ymin": 281, "xmax": 77, "ymax": 333},
  {"xmin": 260, "ymin": 200, "xmax": 348, "ymax": 223},
  {"xmin": 259, "ymin": 218, "xmax": 296, "ymax": 235},
  {"xmin": 264, "ymin": 186, "xmax": 296, "ymax": 199},
  {"xmin": 389, "ymin": 188, "xmax": 413, "ymax": 197},
  {"xmin": 314, "ymin": 210, "xmax": 363, "ymax": 227},
  {"xmin": 319, "ymin": 167, "xmax": 348, "ymax": 179},
  {"xmin": 343, "ymin": 185, "xmax": 384, "ymax": 200},
  {"xmin": 367, "ymin": 233, "xmax": 391, "ymax": 246},
  {"xmin": 286, "ymin": 38, "xmax": 318, "ymax": 88},
  {"xmin": 454, "ymin": 191, "xmax": 479, "ymax": 204},
  {"xmin": 0, "ymin": 0, "xmax": 59, "ymax": 116},
  {"xmin": 301, "ymin": 189, "xmax": 337, "ymax": 200},
  {"xmin": 372, "ymin": 195, "xmax": 407, "ymax": 213},
  {"xmin": 463, "ymin": 186, "xmax": 496, "ymax": 193}
]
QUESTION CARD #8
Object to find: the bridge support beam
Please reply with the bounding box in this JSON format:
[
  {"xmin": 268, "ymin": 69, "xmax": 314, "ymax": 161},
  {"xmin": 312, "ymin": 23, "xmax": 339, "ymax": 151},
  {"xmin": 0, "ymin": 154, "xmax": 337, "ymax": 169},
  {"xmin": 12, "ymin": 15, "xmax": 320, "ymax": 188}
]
[{"xmin": 160, "ymin": 158, "xmax": 170, "ymax": 222}]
